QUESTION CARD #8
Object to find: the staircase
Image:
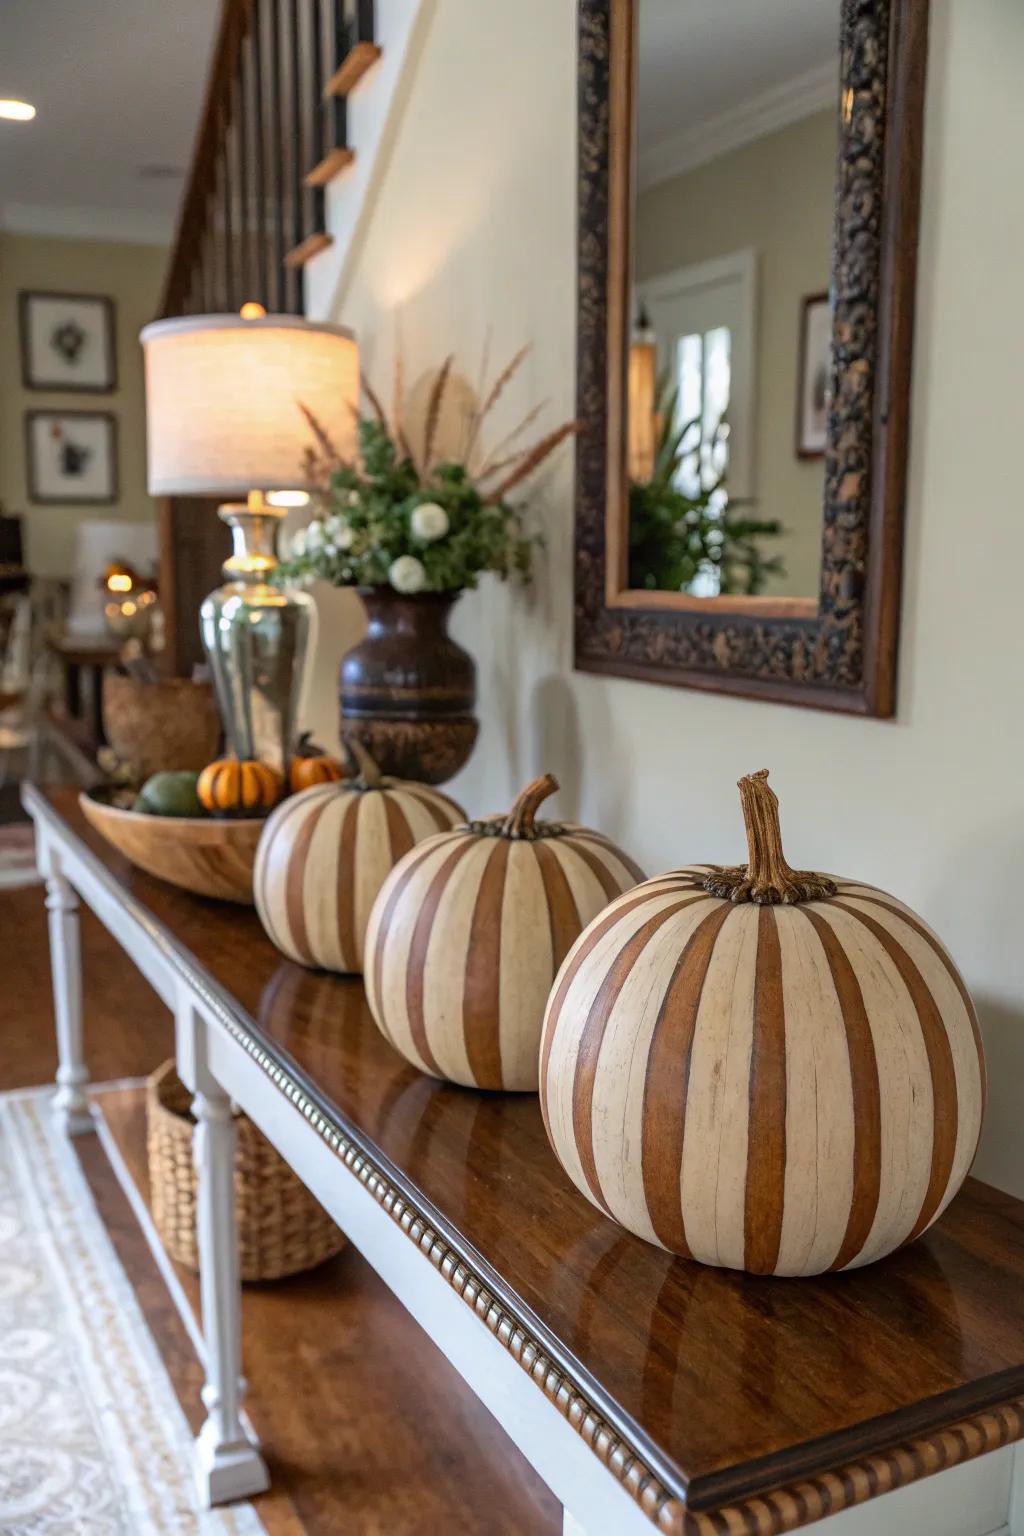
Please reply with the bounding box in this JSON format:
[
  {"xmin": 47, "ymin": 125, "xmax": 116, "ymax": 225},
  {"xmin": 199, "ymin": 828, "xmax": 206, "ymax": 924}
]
[
  {"xmin": 160, "ymin": 0, "xmax": 381, "ymax": 322},
  {"xmin": 158, "ymin": 0, "xmax": 397, "ymax": 675}
]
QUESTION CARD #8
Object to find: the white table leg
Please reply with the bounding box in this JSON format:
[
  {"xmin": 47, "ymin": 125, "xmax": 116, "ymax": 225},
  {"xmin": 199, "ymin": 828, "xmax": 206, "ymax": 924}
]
[
  {"xmin": 178, "ymin": 1000, "xmax": 268, "ymax": 1507},
  {"xmin": 45, "ymin": 866, "xmax": 93, "ymax": 1136}
]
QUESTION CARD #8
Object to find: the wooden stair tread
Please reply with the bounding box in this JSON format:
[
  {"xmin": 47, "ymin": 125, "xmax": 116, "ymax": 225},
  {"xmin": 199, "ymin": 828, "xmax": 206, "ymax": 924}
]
[
  {"xmin": 324, "ymin": 41, "xmax": 382, "ymax": 98},
  {"xmin": 283, "ymin": 231, "xmax": 334, "ymax": 268},
  {"xmin": 304, "ymin": 146, "xmax": 355, "ymax": 189},
  {"xmin": 87, "ymin": 1082, "xmax": 561, "ymax": 1535}
]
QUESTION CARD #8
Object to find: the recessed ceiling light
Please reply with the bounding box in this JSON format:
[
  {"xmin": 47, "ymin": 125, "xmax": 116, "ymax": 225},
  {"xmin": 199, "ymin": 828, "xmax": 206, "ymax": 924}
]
[{"xmin": 0, "ymin": 100, "xmax": 36, "ymax": 122}]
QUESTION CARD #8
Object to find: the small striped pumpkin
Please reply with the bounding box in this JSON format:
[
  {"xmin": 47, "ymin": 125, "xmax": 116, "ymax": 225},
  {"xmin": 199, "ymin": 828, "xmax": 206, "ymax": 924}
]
[
  {"xmin": 364, "ymin": 774, "xmax": 645, "ymax": 1091},
  {"xmin": 197, "ymin": 757, "xmax": 284, "ymax": 816},
  {"xmin": 254, "ymin": 743, "xmax": 464, "ymax": 975},
  {"xmin": 540, "ymin": 770, "xmax": 986, "ymax": 1277}
]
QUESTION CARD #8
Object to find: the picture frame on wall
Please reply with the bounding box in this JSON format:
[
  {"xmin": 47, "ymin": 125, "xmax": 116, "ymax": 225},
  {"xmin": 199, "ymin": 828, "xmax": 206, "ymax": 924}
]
[
  {"xmin": 19, "ymin": 290, "xmax": 117, "ymax": 393},
  {"xmin": 25, "ymin": 410, "xmax": 119, "ymax": 505},
  {"xmin": 795, "ymin": 291, "xmax": 831, "ymax": 459}
]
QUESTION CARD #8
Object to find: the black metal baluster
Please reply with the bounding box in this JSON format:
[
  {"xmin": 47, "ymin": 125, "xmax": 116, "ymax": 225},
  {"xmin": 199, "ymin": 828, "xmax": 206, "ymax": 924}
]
[
  {"xmin": 288, "ymin": 0, "xmax": 304, "ymax": 311},
  {"xmin": 237, "ymin": 26, "xmax": 252, "ymax": 305},
  {"xmin": 330, "ymin": 0, "xmax": 349, "ymax": 156},
  {"xmin": 355, "ymin": 0, "xmax": 374, "ymax": 44},
  {"xmin": 252, "ymin": 0, "xmax": 269, "ymax": 308},
  {"xmin": 309, "ymin": 0, "xmax": 325, "ymax": 232},
  {"xmin": 269, "ymin": 0, "xmax": 286, "ymax": 310},
  {"xmin": 221, "ymin": 93, "xmax": 234, "ymax": 307}
]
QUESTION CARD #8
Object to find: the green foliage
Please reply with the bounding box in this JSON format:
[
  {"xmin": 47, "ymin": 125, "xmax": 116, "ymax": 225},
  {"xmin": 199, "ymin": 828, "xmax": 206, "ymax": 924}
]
[
  {"xmin": 629, "ymin": 380, "xmax": 786, "ymax": 596},
  {"xmin": 276, "ymin": 394, "xmax": 552, "ymax": 595}
]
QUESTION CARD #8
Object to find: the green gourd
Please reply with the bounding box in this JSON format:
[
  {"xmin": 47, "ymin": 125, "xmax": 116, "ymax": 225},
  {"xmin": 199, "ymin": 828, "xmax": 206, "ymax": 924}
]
[{"xmin": 135, "ymin": 770, "xmax": 204, "ymax": 818}]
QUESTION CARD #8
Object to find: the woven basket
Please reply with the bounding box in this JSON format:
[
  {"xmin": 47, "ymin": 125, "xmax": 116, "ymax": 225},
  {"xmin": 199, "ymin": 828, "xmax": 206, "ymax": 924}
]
[{"xmin": 146, "ymin": 1061, "xmax": 345, "ymax": 1282}]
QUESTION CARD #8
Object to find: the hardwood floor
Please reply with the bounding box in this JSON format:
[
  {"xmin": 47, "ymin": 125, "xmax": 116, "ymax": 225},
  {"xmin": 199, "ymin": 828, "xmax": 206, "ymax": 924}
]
[{"xmin": 0, "ymin": 877, "xmax": 561, "ymax": 1535}]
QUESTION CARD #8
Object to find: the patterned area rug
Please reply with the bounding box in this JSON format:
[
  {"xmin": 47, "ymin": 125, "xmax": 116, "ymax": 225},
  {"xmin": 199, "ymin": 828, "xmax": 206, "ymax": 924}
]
[
  {"xmin": 0, "ymin": 1088, "xmax": 265, "ymax": 1535},
  {"xmin": 0, "ymin": 824, "xmax": 40, "ymax": 892}
]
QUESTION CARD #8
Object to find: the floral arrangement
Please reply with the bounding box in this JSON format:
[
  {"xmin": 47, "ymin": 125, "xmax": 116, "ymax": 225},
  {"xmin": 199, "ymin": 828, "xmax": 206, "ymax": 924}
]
[
  {"xmin": 277, "ymin": 350, "xmax": 576, "ymax": 596},
  {"xmin": 629, "ymin": 377, "xmax": 785, "ymax": 596}
]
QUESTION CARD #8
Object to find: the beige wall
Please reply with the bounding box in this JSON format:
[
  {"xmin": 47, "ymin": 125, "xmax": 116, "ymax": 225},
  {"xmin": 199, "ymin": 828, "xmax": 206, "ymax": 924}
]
[
  {"xmin": 0, "ymin": 232, "xmax": 168, "ymax": 577},
  {"xmin": 304, "ymin": 0, "xmax": 1024, "ymax": 1197},
  {"xmin": 636, "ymin": 110, "xmax": 835, "ymax": 597}
]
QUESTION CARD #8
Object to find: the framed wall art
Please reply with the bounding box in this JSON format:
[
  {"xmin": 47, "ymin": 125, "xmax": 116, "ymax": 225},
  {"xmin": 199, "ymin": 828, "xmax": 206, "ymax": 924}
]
[
  {"xmin": 795, "ymin": 291, "xmax": 831, "ymax": 460},
  {"xmin": 19, "ymin": 291, "xmax": 117, "ymax": 393},
  {"xmin": 25, "ymin": 410, "xmax": 119, "ymax": 505}
]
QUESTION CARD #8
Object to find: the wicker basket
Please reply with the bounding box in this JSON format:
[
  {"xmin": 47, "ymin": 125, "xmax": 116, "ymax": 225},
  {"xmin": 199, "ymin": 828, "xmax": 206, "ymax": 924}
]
[{"xmin": 146, "ymin": 1061, "xmax": 345, "ymax": 1282}]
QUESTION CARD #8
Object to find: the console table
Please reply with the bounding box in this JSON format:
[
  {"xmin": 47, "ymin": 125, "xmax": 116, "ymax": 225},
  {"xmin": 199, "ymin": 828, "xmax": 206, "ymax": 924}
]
[{"xmin": 23, "ymin": 784, "xmax": 1024, "ymax": 1536}]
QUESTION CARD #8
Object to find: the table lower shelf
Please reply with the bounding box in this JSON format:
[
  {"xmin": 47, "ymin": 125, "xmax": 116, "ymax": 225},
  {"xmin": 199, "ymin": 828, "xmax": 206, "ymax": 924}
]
[{"xmin": 82, "ymin": 1081, "xmax": 562, "ymax": 1536}]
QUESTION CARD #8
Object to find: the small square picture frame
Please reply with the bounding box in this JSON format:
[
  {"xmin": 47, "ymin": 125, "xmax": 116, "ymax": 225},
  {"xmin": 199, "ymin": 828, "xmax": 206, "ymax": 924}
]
[
  {"xmin": 19, "ymin": 290, "xmax": 117, "ymax": 393},
  {"xmin": 25, "ymin": 410, "xmax": 119, "ymax": 505},
  {"xmin": 795, "ymin": 291, "xmax": 831, "ymax": 460}
]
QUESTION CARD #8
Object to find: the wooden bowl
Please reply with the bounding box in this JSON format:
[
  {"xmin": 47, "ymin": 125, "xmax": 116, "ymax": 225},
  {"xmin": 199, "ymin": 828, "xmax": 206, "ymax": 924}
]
[{"xmin": 80, "ymin": 789, "xmax": 264, "ymax": 904}]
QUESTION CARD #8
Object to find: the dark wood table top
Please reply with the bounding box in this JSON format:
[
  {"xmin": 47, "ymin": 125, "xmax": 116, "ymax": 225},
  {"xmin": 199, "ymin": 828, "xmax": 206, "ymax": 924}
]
[{"xmin": 32, "ymin": 787, "xmax": 1024, "ymax": 1532}]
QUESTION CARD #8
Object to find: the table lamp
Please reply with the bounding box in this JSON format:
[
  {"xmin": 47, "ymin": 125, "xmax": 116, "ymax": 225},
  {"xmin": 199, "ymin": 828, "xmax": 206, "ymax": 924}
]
[{"xmin": 141, "ymin": 309, "xmax": 357, "ymax": 775}]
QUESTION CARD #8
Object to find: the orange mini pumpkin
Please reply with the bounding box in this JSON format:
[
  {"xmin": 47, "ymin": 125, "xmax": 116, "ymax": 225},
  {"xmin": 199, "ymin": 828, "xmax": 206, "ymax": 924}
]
[
  {"xmin": 289, "ymin": 753, "xmax": 346, "ymax": 794},
  {"xmin": 198, "ymin": 757, "xmax": 283, "ymax": 817}
]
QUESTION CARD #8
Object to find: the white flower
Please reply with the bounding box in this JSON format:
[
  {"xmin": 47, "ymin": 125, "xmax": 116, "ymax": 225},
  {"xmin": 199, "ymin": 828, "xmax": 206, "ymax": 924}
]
[
  {"xmin": 288, "ymin": 526, "xmax": 307, "ymax": 559},
  {"xmin": 305, "ymin": 519, "xmax": 325, "ymax": 553},
  {"xmin": 325, "ymin": 514, "xmax": 354, "ymax": 551},
  {"xmin": 410, "ymin": 501, "xmax": 449, "ymax": 543},
  {"xmin": 389, "ymin": 555, "xmax": 427, "ymax": 594},
  {"xmin": 345, "ymin": 489, "xmax": 360, "ymax": 508}
]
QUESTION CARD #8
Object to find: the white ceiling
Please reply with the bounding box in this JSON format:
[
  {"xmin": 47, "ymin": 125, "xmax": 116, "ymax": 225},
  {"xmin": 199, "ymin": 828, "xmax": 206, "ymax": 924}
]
[
  {"xmin": 638, "ymin": 0, "xmax": 840, "ymax": 157},
  {"xmin": 0, "ymin": 0, "xmax": 218, "ymax": 244}
]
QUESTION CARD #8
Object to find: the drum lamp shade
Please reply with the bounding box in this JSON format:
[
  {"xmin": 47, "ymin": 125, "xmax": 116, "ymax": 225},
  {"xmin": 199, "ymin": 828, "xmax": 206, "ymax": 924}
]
[{"xmin": 140, "ymin": 312, "xmax": 358, "ymax": 498}]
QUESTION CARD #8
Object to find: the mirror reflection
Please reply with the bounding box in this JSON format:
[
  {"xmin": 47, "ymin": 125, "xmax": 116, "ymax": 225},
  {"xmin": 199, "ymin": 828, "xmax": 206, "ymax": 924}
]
[{"xmin": 630, "ymin": 0, "xmax": 840, "ymax": 599}]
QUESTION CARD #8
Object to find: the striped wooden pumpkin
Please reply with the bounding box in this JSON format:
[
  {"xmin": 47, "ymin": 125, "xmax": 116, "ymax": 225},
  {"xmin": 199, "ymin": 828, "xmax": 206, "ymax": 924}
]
[
  {"xmin": 254, "ymin": 744, "xmax": 464, "ymax": 975},
  {"xmin": 364, "ymin": 774, "xmax": 645, "ymax": 1091},
  {"xmin": 540, "ymin": 770, "xmax": 986, "ymax": 1277}
]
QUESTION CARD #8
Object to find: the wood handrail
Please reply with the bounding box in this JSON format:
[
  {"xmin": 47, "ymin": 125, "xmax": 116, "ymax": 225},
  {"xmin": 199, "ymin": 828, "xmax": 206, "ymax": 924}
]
[{"xmin": 161, "ymin": 0, "xmax": 251, "ymax": 319}]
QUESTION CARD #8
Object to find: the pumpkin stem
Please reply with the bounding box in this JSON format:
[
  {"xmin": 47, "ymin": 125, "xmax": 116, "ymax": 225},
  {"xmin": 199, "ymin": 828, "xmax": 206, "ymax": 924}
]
[
  {"xmin": 703, "ymin": 770, "xmax": 837, "ymax": 905},
  {"xmin": 344, "ymin": 736, "xmax": 383, "ymax": 789},
  {"xmin": 501, "ymin": 773, "xmax": 559, "ymax": 839}
]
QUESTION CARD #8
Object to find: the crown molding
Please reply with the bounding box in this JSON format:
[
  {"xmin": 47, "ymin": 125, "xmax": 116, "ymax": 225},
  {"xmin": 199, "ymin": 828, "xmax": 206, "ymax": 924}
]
[
  {"xmin": 638, "ymin": 60, "xmax": 838, "ymax": 191},
  {"xmin": 0, "ymin": 200, "xmax": 172, "ymax": 246}
]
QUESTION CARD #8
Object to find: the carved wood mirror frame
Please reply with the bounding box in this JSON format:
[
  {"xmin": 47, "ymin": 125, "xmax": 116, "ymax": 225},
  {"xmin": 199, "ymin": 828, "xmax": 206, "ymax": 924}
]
[{"xmin": 574, "ymin": 0, "xmax": 929, "ymax": 716}]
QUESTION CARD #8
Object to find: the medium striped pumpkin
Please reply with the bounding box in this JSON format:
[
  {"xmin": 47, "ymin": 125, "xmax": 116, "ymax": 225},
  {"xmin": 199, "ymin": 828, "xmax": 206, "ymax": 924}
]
[
  {"xmin": 253, "ymin": 743, "xmax": 464, "ymax": 974},
  {"xmin": 540, "ymin": 770, "xmax": 986, "ymax": 1277},
  {"xmin": 364, "ymin": 774, "xmax": 645, "ymax": 1091}
]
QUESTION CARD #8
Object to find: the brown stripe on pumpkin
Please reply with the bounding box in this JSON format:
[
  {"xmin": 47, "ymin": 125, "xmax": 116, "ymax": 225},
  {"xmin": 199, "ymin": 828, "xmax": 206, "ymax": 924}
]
[
  {"xmin": 284, "ymin": 796, "xmax": 333, "ymax": 966},
  {"xmin": 405, "ymin": 838, "xmax": 480, "ymax": 1076},
  {"xmin": 744, "ymin": 907, "xmax": 787, "ymax": 1275},
  {"xmin": 462, "ymin": 839, "xmax": 511, "ymax": 1088},
  {"xmin": 256, "ymin": 785, "xmax": 331, "ymax": 915},
  {"xmin": 402, "ymin": 786, "xmax": 460, "ymax": 831},
  {"xmin": 383, "ymin": 792, "xmax": 416, "ymax": 867},
  {"xmin": 533, "ymin": 840, "xmax": 583, "ymax": 973},
  {"xmin": 640, "ymin": 901, "xmax": 735, "ymax": 1256},
  {"xmin": 569, "ymin": 837, "xmax": 641, "ymax": 902},
  {"xmin": 369, "ymin": 835, "xmax": 457, "ymax": 1041},
  {"xmin": 568, "ymin": 831, "xmax": 647, "ymax": 885},
  {"xmin": 539, "ymin": 884, "xmax": 695, "ymax": 1141},
  {"xmin": 838, "ymin": 891, "xmax": 986, "ymax": 1118},
  {"xmin": 833, "ymin": 900, "xmax": 960, "ymax": 1243},
  {"xmin": 570, "ymin": 897, "xmax": 709, "ymax": 1216},
  {"xmin": 800, "ymin": 906, "xmax": 883, "ymax": 1271},
  {"xmin": 334, "ymin": 795, "xmax": 361, "ymax": 967}
]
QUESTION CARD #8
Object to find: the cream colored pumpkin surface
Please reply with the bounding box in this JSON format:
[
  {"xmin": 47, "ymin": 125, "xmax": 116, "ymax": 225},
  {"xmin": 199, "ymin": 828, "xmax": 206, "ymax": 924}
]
[
  {"xmin": 364, "ymin": 775, "xmax": 646, "ymax": 1091},
  {"xmin": 539, "ymin": 771, "xmax": 986, "ymax": 1277},
  {"xmin": 254, "ymin": 746, "xmax": 464, "ymax": 975}
]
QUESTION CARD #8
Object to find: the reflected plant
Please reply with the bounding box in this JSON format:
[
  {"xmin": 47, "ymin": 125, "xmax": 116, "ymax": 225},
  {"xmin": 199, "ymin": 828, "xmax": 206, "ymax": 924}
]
[{"xmin": 629, "ymin": 378, "xmax": 786, "ymax": 596}]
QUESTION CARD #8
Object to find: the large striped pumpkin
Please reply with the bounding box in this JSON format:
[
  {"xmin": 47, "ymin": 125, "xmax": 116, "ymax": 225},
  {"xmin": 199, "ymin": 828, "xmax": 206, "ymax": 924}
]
[
  {"xmin": 364, "ymin": 774, "xmax": 645, "ymax": 1091},
  {"xmin": 253, "ymin": 744, "xmax": 464, "ymax": 974},
  {"xmin": 540, "ymin": 770, "xmax": 986, "ymax": 1277}
]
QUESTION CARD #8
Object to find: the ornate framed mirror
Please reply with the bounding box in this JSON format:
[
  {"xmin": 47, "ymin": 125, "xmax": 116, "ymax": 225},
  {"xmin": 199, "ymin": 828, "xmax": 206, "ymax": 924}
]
[{"xmin": 574, "ymin": 0, "xmax": 929, "ymax": 715}]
